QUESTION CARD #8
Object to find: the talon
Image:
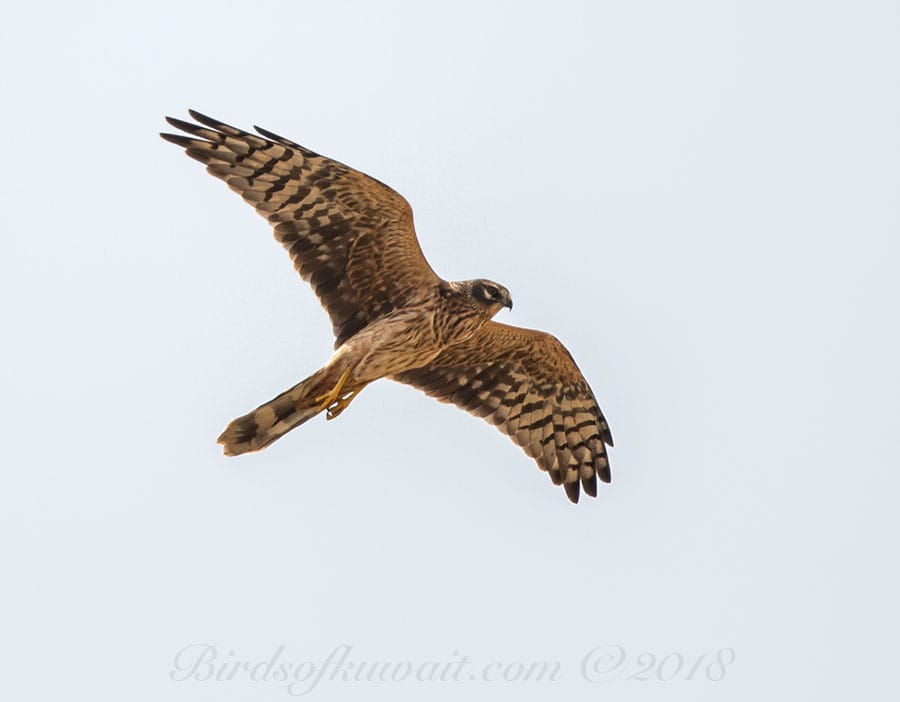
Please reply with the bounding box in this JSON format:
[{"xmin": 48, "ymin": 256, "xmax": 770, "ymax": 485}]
[
  {"xmin": 326, "ymin": 383, "xmax": 370, "ymax": 420},
  {"xmin": 314, "ymin": 368, "xmax": 352, "ymax": 413},
  {"xmin": 326, "ymin": 392, "xmax": 354, "ymax": 420}
]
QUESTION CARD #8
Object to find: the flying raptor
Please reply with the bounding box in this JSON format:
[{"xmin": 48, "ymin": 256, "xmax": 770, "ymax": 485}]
[{"xmin": 161, "ymin": 111, "xmax": 613, "ymax": 502}]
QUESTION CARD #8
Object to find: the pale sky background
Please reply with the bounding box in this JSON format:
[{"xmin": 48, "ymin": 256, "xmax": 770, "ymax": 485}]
[{"xmin": 2, "ymin": 1, "xmax": 898, "ymax": 700}]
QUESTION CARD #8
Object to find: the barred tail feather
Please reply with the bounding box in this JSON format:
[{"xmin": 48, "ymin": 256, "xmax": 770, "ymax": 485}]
[{"xmin": 217, "ymin": 367, "xmax": 336, "ymax": 456}]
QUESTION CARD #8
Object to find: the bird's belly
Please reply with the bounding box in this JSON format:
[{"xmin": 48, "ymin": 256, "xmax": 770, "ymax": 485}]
[{"xmin": 336, "ymin": 314, "xmax": 443, "ymax": 384}]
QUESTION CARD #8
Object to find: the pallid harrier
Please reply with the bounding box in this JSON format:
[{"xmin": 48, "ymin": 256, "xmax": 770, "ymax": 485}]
[{"xmin": 161, "ymin": 111, "xmax": 613, "ymax": 502}]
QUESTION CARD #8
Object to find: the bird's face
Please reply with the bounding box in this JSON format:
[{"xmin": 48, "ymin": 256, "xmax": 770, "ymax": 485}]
[{"xmin": 470, "ymin": 279, "xmax": 513, "ymax": 317}]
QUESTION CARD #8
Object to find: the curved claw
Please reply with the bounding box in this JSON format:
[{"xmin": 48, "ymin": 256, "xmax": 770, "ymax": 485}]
[
  {"xmin": 314, "ymin": 368, "xmax": 352, "ymax": 413},
  {"xmin": 325, "ymin": 384, "xmax": 370, "ymax": 420}
]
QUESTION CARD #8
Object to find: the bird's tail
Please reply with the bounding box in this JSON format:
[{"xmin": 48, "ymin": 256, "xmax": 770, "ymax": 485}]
[{"xmin": 217, "ymin": 365, "xmax": 343, "ymax": 456}]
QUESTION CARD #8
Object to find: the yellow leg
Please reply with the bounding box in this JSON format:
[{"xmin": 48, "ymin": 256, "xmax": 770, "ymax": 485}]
[
  {"xmin": 326, "ymin": 383, "xmax": 370, "ymax": 421},
  {"xmin": 314, "ymin": 367, "xmax": 352, "ymax": 413}
]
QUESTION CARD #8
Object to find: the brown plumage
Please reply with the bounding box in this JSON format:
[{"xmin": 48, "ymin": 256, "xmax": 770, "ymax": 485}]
[{"xmin": 161, "ymin": 110, "xmax": 613, "ymax": 503}]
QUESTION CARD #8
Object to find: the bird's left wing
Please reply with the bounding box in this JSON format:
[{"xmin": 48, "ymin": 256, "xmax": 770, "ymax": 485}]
[
  {"xmin": 392, "ymin": 322, "xmax": 613, "ymax": 503},
  {"xmin": 160, "ymin": 110, "xmax": 441, "ymax": 347}
]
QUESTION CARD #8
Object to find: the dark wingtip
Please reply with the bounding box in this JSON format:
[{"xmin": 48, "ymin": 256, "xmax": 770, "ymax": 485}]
[
  {"xmin": 187, "ymin": 108, "xmax": 215, "ymax": 125},
  {"xmin": 583, "ymin": 472, "xmax": 598, "ymax": 498},
  {"xmin": 598, "ymin": 458, "xmax": 612, "ymax": 484},
  {"xmin": 601, "ymin": 421, "xmax": 614, "ymax": 447},
  {"xmin": 254, "ymin": 124, "xmax": 286, "ymax": 141},
  {"xmin": 160, "ymin": 132, "xmax": 191, "ymax": 146},
  {"xmin": 165, "ymin": 115, "xmax": 201, "ymax": 132},
  {"xmin": 564, "ymin": 481, "xmax": 580, "ymax": 503}
]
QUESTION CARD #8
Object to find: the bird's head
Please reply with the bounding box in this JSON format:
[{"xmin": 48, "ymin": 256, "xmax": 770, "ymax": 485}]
[{"xmin": 468, "ymin": 279, "xmax": 513, "ymax": 317}]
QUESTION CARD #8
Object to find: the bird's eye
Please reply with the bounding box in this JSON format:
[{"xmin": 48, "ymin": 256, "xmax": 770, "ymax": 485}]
[{"xmin": 484, "ymin": 286, "xmax": 498, "ymax": 299}]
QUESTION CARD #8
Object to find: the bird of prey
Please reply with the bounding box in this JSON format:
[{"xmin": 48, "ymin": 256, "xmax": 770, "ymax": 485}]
[{"xmin": 161, "ymin": 111, "xmax": 613, "ymax": 502}]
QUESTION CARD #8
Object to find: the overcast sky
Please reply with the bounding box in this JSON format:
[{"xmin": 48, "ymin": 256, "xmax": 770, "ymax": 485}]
[{"xmin": 2, "ymin": 1, "xmax": 898, "ymax": 700}]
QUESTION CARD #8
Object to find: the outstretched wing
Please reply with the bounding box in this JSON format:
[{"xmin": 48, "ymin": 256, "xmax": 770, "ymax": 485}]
[
  {"xmin": 161, "ymin": 110, "xmax": 441, "ymax": 347},
  {"xmin": 392, "ymin": 322, "xmax": 613, "ymax": 503}
]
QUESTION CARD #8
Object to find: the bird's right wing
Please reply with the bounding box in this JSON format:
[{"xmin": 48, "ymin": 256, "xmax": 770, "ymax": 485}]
[{"xmin": 392, "ymin": 321, "xmax": 613, "ymax": 503}]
